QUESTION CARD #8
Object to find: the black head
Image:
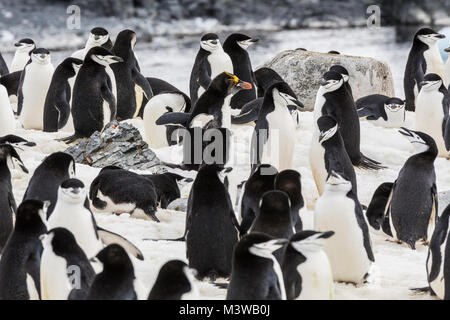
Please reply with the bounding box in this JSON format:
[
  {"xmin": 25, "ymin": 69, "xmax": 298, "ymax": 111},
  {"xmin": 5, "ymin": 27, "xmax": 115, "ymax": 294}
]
[
  {"xmin": 114, "ymin": 29, "xmax": 137, "ymax": 54},
  {"xmin": 415, "ymin": 27, "xmax": 445, "ymax": 45},
  {"xmin": 59, "ymin": 178, "xmax": 87, "ymax": 204},
  {"xmin": 15, "ymin": 38, "xmax": 35, "ymax": 50},
  {"xmin": 398, "ymin": 127, "xmax": 438, "ymax": 158},
  {"xmin": 329, "ymin": 65, "xmax": 349, "ymax": 81},
  {"xmin": 200, "ymin": 33, "xmax": 221, "ymax": 52},
  {"xmin": 209, "ymin": 71, "xmax": 252, "ymax": 96},
  {"xmin": 86, "ymin": 46, "xmax": 123, "ymax": 66},
  {"xmin": 384, "ymin": 97, "xmax": 405, "ymax": 112},
  {"xmin": 224, "ymin": 33, "xmax": 259, "ymax": 50},
  {"xmin": 268, "ymin": 81, "xmax": 303, "ymax": 110},
  {"xmin": 96, "ymin": 244, "xmax": 135, "ymax": 273},
  {"xmin": 234, "ymin": 232, "xmax": 288, "ymax": 261},
  {"xmin": 259, "ymin": 190, "xmax": 291, "ymax": 217},
  {"xmin": 60, "ymin": 57, "xmax": 83, "ymax": 74},
  {"xmin": 42, "ymin": 152, "xmax": 75, "ymax": 176},
  {"xmin": 320, "ymin": 71, "xmax": 344, "ymax": 92},
  {"xmin": 287, "ymin": 230, "xmax": 334, "ymax": 254},
  {"xmin": 42, "ymin": 227, "xmax": 80, "ymax": 256},
  {"xmin": 445, "ymin": 47, "xmax": 450, "ymax": 53},
  {"xmin": 91, "ymin": 27, "xmax": 109, "ymax": 37},
  {"xmin": 420, "ymin": 73, "xmax": 444, "ymax": 91},
  {"xmin": 0, "ymin": 143, "xmax": 28, "ymax": 173},
  {"xmin": 30, "ymin": 48, "xmax": 51, "ymax": 64},
  {"xmin": 254, "ymin": 163, "xmax": 278, "ymax": 176},
  {"xmin": 99, "ymin": 165, "xmax": 123, "ymax": 174},
  {"xmin": 15, "ymin": 199, "xmax": 47, "ymax": 233},
  {"xmin": 200, "ymin": 33, "xmax": 219, "ymax": 41},
  {"xmin": 317, "ymin": 115, "xmax": 338, "ymax": 144},
  {"xmin": 148, "ymin": 260, "xmax": 193, "ymax": 299},
  {"xmin": 328, "ymin": 50, "xmax": 340, "ymax": 54},
  {"xmin": 274, "ymin": 169, "xmax": 302, "ymax": 205},
  {"xmin": 0, "ymin": 135, "xmax": 35, "ymax": 147}
]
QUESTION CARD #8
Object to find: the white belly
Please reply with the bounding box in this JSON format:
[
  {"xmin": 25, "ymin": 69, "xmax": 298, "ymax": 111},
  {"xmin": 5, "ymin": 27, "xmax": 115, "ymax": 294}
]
[
  {"xmin": 444, "ymin": 59, "xmax": 450, "ymax": 88},
  {"xmin": 428, "ymin": 222, "xmax": 450, "ymax": 299},
  {"xmin": 0, "ymin": 85, "xmax": 15, "ymax": 135},
  {"xmin": 415, "ymin": 90, "xmax": 447, "ymax": 157},
  {"xmin": 40, "ymin": 248, "xmax": 71, "ymax": 300},
  {"xmin": 208, "ymin": 50, "xmax": 234, "ymax": 78},
  {"xmin": 313, "ymin": 87, "xmax": 326, "ymax": 128},
  {"xmin": 296, "ymin": 251, "xmax": 334, "ymax": 300},
  {"xmin": 26, "ymin": 273, "xmax": 39, "ymax": 300},
  {"xmin": 369, "ymin": 109, "xmax": 405, "ymax": 128},
  {"xmin": 309, "ymin": 131, "xmax": 326, "ymax": 195},
  {"xmin": 20, "ymin": 63, "xmax": 54, "ymax": 130},
  {"xmin": 11, "ymin": 52, "xmax": 30, "ymax": 72},
  {"xmin": 314, "ymin": 194, "xmax": 372, "ymax": 283},
  {"xmin": 424, "ymin": 47, "xmax": 446, "ymax": 78}
]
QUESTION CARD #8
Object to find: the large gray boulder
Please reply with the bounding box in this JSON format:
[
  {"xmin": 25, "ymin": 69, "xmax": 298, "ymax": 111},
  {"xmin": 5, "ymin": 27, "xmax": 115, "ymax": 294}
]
[{"xmin": 262, "ymin": 49, "xmax": 395, "ymax": 111}]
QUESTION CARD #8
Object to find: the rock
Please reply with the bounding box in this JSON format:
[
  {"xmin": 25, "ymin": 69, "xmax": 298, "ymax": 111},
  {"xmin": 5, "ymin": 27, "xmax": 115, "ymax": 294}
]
[
  {"xmin": 262, "ymin": 49, "xmax": 395, "ymax": 111},
  {"xmin": 65, "ymin": 121, "xmax": 163, "ymax": 171},
  {"xmin": 167, "ymin": 198, "xmax": 188, "ymax": 212}
]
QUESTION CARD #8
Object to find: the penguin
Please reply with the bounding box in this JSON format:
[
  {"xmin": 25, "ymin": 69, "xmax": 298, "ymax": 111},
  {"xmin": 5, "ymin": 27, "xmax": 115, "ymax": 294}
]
[
  {"xmin": 445, "ymin": 47, "xmax": 450, "ymax": 89},
  {"xmin": 10, "ymin": 38, "xmax": 35, "ymax": 73},
  {"xmin": 0, "ymin": 144, "xmax": 29, "ymax": 251},
  {"xmin": 239, "ymin": 164, "xmax": 278, "ymax": 236},
  {"xmin": 226, "ymin": 232, "xmax": 287, "ymax": 300},
  {"xmin": 189, "ymin": 33, "xmax": 233, "ymax": 106},
  {"xmin": 62, "ymin": 47, "xmax": 123, "ymax": 143},
  {"xmin": 425, "ymin": 203, "xmax": 450, "ymax": 299},
  {"xmin": 0, "ymin": 134, "xmax": 35, "ymax": 147},
  {"xmin": 0, "ymin": 53, "xmax": 8, "ymax": 76},
  {"xmin": 310, "ymin": 115, "xmax": 358, "ymax": 196},
  {"xmin": 146, "ymin": 77, "xmax": 190, "ymax": 98},
  {"xmin": 281, "ymin": 230, "xmax": 335, "ymax": 300},
  {"xmin": 18, "ymin": 48, "xmax": 54, "ymax": 129},
  {"xmin": 0, "ymin": 71, "xmax": 22, "ymax": 101},
  {"xmin": 147, "ymin": 260, "xmax": 198, "ymax": 300},
  {"xmin": 415, "ymin": 73, "xmax": 450, "ymax": 158},
  {"xmin": 111, "ymin": 29, "xmax": 152, "ymax": 120},
  {"xmin": 312, "ymin": 70, "xmax": 383, "ymax": 170},
  {"xmin": 43, "ymin": 57, "xmax": 83, "ymax": 133},
  {"xmin": 89, "ymin": 166, "xmax": 160, "ymax": 221},
  {"xmin": 143, "ymin": 172, "xmax": 192, "ymax": 209},
  {"xmin": 86, "ymin": 244, "xmax": 137, "ymax": 300},
  {"xmin": 314, "ymin": 171, "xmax": 375, "ymax": 283},
  {"xmin": 274, "ymin": 169, "xmax": 304, "ymax": 232},
  {"xmin": 250, "ymin": 81, "xmax": 303, "ymax": 172},
  {"xmin": 40, "ymin": 227, "xmax": 95, "ymax": 300},
  {"xmin": 356, "ymin": 94, "xmax": 406, "ymax": 128},
  {"xmin": 404, "ymin": 28, "xmax": 446, "ymax": 111},
  {"xmin": 0, "ymin": 82, "xmax": 15, "ymax": 136},
  {"xmin": 71, "ymin": 27, "xmax": 113, "ymax": 60},
  {"xmin": 329, "ymin": 64, "xmax": 353, "ymax": 98},
  {"xmin": 47, "ymin": 178, "xmax": 144, "ymax": 260},
  {"xmin": 23, "ymin": 152, "xmax": 76, "ymax": 218},
  {"xmin": 0, "ymin": 200, "xmax": 47, "ymax": 300},
  {"xmin": 223, "ymin": 33, "xmax": 258, "ymax": 109},
  {"xmin": 249, "ymin": 190, "xmax": 294, "ymax": 240},
  {"xmin": 184, "ymin": 164, "xmax": 238, "ymax": 280},
  {"xmin": 365, "ymin": 128, "xmax": 438, "ymax": 250}
]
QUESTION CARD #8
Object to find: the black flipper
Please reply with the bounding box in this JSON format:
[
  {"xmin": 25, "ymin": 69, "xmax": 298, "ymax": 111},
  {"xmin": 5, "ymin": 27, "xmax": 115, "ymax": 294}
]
[
  {"xmin": 56, "ymin": 87, "xmax": 71, "ymax": 129},
  {"xmin": 101, "ymin": 80, "xmax": 116, "ymax": 122},
  {"xmin": 156, "ymin": 112, "xmax": 190, "ymax": 127},
  {"xmin": 96, "ymin": 226, "xmax": 144, "ymax": 260},
  {"xmin": 366, "ymin": 182, "xmax": 394, "ymax": 230},
  {"xmin": 357, "ymin": 154, "xmax": 386, "ymax": 170},
  {"xmin": 0, "ymin": 71, "xmax": 21, "ymax": 97},
  {"xmin": 0, "ymin": 53, "xmax": 8, "ymax": 76}
]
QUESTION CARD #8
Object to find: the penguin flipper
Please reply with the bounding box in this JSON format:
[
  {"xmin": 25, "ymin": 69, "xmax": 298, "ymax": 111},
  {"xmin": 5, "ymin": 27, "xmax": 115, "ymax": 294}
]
[
  {"xmin": 231, "ymin": 108, "xmax": 259, "ymax": 125},
  {"xmin": 0, "ymin": 71, "xmax": 21, "ymax": 97},
  {"xmin": 357, "ymin": 106, "xmax": 380, "ymax": 119},
  {"xmin": 427, "ymin": 202, "xmax": 449, "ymax": 284},
  {"xmin": 0, "ymin": 54, "xmax": 8, "ymax": 76},
  {"xmin": 357, "ymin": 153, "xmax": 386, "ymax": 170},
  {"xmin": 96, "ymin": 226, "xmax": 144, "ymax": 260},
  {"xmin": 101, "ymin": 81, "xmax": 116, "ymax": 121},
  {"xmin": 443, "ymin": 116, "xmax": 450, "ymax": 152},
  {"xmin": 56, "ymin": 91, "xmax": 71, "ymax": 130},
  {"xmin": 366, "ymin": 182, "xmax": 394, "ymax": 230},
  {"xmin": 156, "ymin": 112, "xmax": 190, "ymax": 127},
  {"xmin": 198, "ymin": 62, "xmax": 211, "ymax": 90},
  {"xmin": 8, "ymin": 192, "xmax": 17, "ymax": 215}
]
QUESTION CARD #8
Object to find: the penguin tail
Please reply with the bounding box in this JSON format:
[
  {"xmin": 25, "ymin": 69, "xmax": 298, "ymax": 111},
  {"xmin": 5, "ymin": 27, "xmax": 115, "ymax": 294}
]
[
  {"xmin": 211, "ymin": 282, "xmax": 229, "ymax": 289},
  {"xmin": 57, "ymin": 134, "xmax": 83, "ymax": 144},
  {"xmin": 142, "ymin": 235, "xmax": 186, "ymax": 242},
  {"xmin": 410, "ymin": 286, "xmax": 431, "ymax": 294},
  {"xmin": 357, "ymin": 154, "xmax": 386, "ymax": 170},
  {"xmin": 406, "ymin": 239, "xmax": 416, "ymax": 250}
]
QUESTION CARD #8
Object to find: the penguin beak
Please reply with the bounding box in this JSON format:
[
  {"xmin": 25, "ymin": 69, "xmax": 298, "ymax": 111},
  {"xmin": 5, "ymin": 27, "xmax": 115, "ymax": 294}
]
[
  {"xmin": 445, "ymin": 47, "xmax": 450, "ymax": 53},
  {"xmin": 398, "ymin": 127, "xmax": 413, "ymax": 138},
  {"xmin": 318, "ymin": 231, "xmax": 335, "ymax": 239},
  {"xmin": 19, "ymin": 163, "xmax": 29, "ymax": 174},
  {"xmin": 71, "ymin": 188, "xmax": 81, "ymax": 195},
  {"xmin": 434, "ymin": 33, "xmax": 446, "ymax": 39},
  {"xmin": 236, "ymin": 80, "xmax": 252, "ymax": 90},
  {"xmin": 289, "ymin": 98, "xmax": 304, "ymax": 110},
  {"xmin": 14, "ymin": 42, "xmax": 21, "ymax": 47},
  {"xmin": 250, "ymin": 38, "xmax": 259, "ymax": 43}
]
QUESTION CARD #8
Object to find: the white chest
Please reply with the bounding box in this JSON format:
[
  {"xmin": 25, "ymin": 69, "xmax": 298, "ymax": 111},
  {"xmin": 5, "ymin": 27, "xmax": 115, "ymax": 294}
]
[
  {"xmin": 207, "ymin": 50, "xmax": 234, "ymax": 78},
  {"xmin": 309, "ymin": 131, "xmax": 326, "ymax": 195},
  {"xmin": 11, "ymin": 52, "xmax": 30, "ymax": 72},
  {"xmin": 40, "ymin": 248, "xmax": 71, "ymax": 300},
  {"xmin": 423, "ymin": 47, "xmax": 445, "ymax": 77},
  {"xmin": 0, "ymin": 85, "xmax": 15, "ymax": 135}
]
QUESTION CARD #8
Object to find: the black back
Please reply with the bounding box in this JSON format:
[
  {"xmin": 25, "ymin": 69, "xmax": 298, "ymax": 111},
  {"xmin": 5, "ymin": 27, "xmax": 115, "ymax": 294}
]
[
  {"xmin": 274, "ymin": 170, "xmax": 304, "ymax": 232},
  {"xmin": 147, "ymin": 260, "xmax": 192, "ymax": 300},
  {"xmin": 143, "ymin": 172, "xmax": 187, "ymax": 209},
  {"xmin": 0, "ymin": 71, "xmax": 22, "ymax": 98}
]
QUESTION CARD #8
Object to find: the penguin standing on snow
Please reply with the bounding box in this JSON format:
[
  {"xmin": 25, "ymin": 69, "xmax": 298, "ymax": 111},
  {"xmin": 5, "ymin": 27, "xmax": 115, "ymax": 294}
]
[
  {"xmin": 86, "ymin": 244, "xmax": 138, "ymax": 300},
  {"xmin": 251, "ymin": 81, "xmax": 303, "ymax": 172},
  {"xmin": 223, "ymin": 33, "xmax": 258, "ymax": 109},
  {"xmin": 281, "ymin": 231, "xmax": 335, "ymax": 300},
  {"xmin": 314, "ymin": 171, "xmax": 374, "ymax": 283},
  {"xmin": 310, "ymin": 115, "xmax": 358, "ymax": 196},
  {"xmin": 40, "ymin": 227, "xmax": 95, "ymax": 300},
  {"xmin": 189, "ymin": 33, "xmax": 233, "ymax": 105},
  {"xmin": 0, "ymin": 200, "xmax": 47, "ymax": 300},
  {"xmin": 43, "ymin": 57, "xmax": 83, "ymax": 133},
  {"xmin": 147, "ymin": 260, "xmax": 198, "ymax": 300},
  {"xmin": 18, "ymin": 48, "xmax": 54, "ymax": 129},
  {"xmin": 404, "ymin": 28, "xmax": 446, "ymax": 111},
  {"xmin": 227, "ymin": 233, "xmax": 287, "ymax": 300},
  {"xmin": 366, "ymin": 128, "xmax": 438, "ymax": 250},
  {"xmin": 356, "ymin": 94, "xmax": 406, "ymax": 128},
  {"xmin": 62, "ymin": 47, "xmax": 123, "ymax": 143},
  {"xmin": 415, "ymin": 73, "xmax": 450, "ymax": 158},
  {"xmin": 23, "ymin": 152, "xmax": 76, "ymax": 218},
  {"xmin": 10, "ymin": 38, "xmax": 36, "ymax": 73},
  {"xmin": 111, "ymin": 29, "xmax": 152, "ymax": 120},
  {"xmin": 0, "ymin": 144, "xmax": 29, "ymax": 251}
]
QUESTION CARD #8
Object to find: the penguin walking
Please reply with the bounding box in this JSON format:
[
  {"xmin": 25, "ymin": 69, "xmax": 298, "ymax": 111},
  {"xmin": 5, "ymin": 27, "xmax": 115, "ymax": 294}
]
[
  {"xmin": 71, "ymin": 27, "xmax": 113, "ymax": 60},
  {"xmin": 310, "ymin": 115, "xmax": 358, "ymax": 196},
  {"xmin": 147, "ymin": 260, "xmax": 198, "ymax": 300},
  {"xmin": 18, "ymin": 48, "xmax": 54, "ymax": 129},
  {"xmin": 356, "ymin": 94, "xmax": 406, "ymax": 128},
  {"xmin": 23, "ymin": 152, "xmax": 76, "ymax": 218},
  {"xmin": 43, "ymin": 57, "xmax": 83, "ymax": 133},
  {"xmin": 281, "ymin": 231, "xmax": 335, "ymax": 300},
  {"xmin": 366, "ymin": 128, "xmax": 438, "ymax": 249},
  {"xmin": 314, "ymin": 171, "xmax": 375, "ymax": 283},
  {"xmin": 47, "ymin": 178, "xmax": 144, "ymax": 260},
  {"xmin": 189, "ymin": 33, "xmax": 233, "ymax": 105},
  {"xmin": 415, "ymin": 73, "xmax": 450, "ymax": 158},
  {"xmin": 223, "ymin": 33, "xmax": 258, "ymax": 109},
  {"xmin": 0, "ymin": 82, "xmax": 15, "ymax": 136},
  {"xmin": 312, "ymin": 71, "xmax": 383, "ymax": 170},
  {"xmin": 251, "ymin": 81, "xmax": 303, "ymax": 172},
  {"xmin": 226, "ymin": 233, "xmax": 287, "ymax": 300},
  {"xmin": 86, "ymin": 244, "xmax": 138, "ymax": 300},
  {"xmin": 0, "ymin": 200, "xmax": 47, "ymax": 300},
  {"xmin": 0, "ymin": 144, "xmax": 29, "ymax": 251},
  {"xmin": 404, "ymin": 28, "xmax": 446, "ymax": 111},
  {"xmin": 62, "ymin": 47, "xmax": 123, "ymax": 143},
  {"xmin": 10, "ymin": 38, "xmax": 36, "ymax": 73},
  {"xmin": 426, "ymin": 204, "xmax": 450, "ymax": 299},
  {"xmin": 89, "ymin": 166, "xmax": 159, "ymax": 221},
  {"xmin": 40, "ymin": 227, "xmax": 95, "ymax": 300},
  {"xmin": 111, "ymin": 29, "xmax": 152, "ymax": 120}
]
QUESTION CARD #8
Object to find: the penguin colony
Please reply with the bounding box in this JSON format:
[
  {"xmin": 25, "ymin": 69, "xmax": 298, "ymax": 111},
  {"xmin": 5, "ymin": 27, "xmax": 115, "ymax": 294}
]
[{"xmin": 0, "ymin": 24, "xmax": 448, "ymax": 301}]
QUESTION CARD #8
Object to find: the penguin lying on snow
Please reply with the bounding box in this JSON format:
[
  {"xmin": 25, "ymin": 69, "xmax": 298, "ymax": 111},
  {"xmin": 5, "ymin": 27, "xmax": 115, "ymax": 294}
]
[
  {"xmin": 281, "ymin": 231, "xmax": 335, "ymax": 300},
  {"xmin": 0, "ymin": 200, "xmax": 47, "ymax": 300},
  {"xmin": 356, "ymin": 94, "xmax": 406, "ymax": 128},
  {"xmin": 147, "ymin": 260, "xmax": 198, "ymax": 300},
  {"xmin": 11, "ymin": 38, "xmax": 36, "ymax": 73},
  {"xmin": 366, "ymin": 128, "xmax": 438, "ymax": 249},
  {"xmin": 0, "ymin": 134, "xmax": 36, "ymax": 147},
  {"xmin": 40, "ymin": 227, "xmax": 96, "ymax": 300}
]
